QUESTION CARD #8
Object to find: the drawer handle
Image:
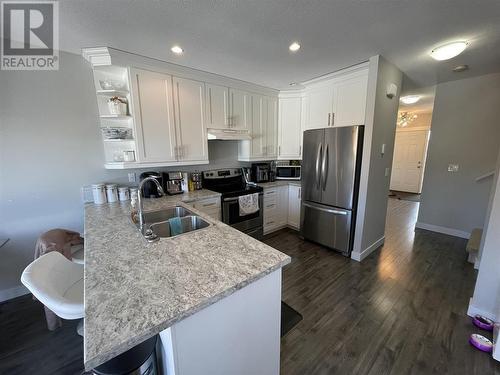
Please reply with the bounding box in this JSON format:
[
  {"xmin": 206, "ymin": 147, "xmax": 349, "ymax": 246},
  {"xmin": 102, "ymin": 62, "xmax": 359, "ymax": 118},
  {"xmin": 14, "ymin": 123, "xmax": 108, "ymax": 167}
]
[
  {"xmin": 266, "ymin": 204, "xmax": 275, "ymax": 208},
  {"xmin": 202, "ymin": 203, "xmax": 216, "ymax": 207},
  {"xmin": 267, "ymin": 221, "xmax": 275, "ymax": 224},
  {"xmin": 266, "ymin": 191, "xmax": 276, "ymax": 194}
]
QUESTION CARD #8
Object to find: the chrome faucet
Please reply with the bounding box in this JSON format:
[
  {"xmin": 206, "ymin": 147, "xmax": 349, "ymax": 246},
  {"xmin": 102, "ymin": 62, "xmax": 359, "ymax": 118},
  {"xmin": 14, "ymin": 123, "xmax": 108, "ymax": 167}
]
[{"xmin": 137, "ymin": 176, "xmax": 165, "ymax": 233}]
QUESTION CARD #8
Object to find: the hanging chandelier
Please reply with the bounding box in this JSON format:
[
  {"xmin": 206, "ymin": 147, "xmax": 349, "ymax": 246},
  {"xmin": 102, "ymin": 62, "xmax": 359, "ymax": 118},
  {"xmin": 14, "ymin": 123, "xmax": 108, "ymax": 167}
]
[{"xmin": 398, "ymin": 111, "xmax": 418, "ymax": 127}]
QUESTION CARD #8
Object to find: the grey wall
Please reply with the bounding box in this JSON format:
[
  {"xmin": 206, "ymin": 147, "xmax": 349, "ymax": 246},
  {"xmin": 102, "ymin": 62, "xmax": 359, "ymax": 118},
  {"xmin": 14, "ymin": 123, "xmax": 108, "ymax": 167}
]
[
  {"xmin": 417, "ymin": 73, "xmax": 500, "ymax": 236},
  {"xmin": 352, "ymin": 55, "xmax": 403, "ymax": 260},
  {"xmin": 0, "ymin": 51, "xmax": 245, "ymax": 300}
]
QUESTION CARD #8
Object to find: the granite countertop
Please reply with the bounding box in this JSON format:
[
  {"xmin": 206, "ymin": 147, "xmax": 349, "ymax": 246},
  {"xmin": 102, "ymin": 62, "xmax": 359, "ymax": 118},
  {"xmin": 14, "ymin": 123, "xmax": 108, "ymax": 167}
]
[
  {"xmin": 257, "ymin": 180, "xmax": 301, "ymax": 188},
  {"xmin": 83, "ymin": 189, "xmax": 291, "ymax": 370}
]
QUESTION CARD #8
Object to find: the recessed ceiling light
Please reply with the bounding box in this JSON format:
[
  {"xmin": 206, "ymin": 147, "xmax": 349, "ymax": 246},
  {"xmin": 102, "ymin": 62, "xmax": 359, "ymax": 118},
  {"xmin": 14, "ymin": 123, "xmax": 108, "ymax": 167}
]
[
  {"xmin": 400, "ymin": 95, "xmax": 421, "ymax": 105},
  {"xmin": 289, "ymin": 82, "xmax": 297, "ymax": 86},
  {"xmin": 430, "ymin": 41, "xmax": 468, "ymax": 61},
  {"xmin": 289, "ymin": 42, "xmax": 301, "ymax": 52},
  {"xmin": 453, "ymin": 64, "xmax": 469, "ymax": 73},
  {"xmin": 171, "ymin": 45, "xmax": 184, "ymax": 55}
]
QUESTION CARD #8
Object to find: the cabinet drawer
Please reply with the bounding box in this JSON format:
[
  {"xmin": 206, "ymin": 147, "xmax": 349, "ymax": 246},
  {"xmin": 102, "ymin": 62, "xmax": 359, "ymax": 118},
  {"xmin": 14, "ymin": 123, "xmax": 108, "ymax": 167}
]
[{"xmin": 192, "ymin": 197, "xmax": 220, "ymax": 210}]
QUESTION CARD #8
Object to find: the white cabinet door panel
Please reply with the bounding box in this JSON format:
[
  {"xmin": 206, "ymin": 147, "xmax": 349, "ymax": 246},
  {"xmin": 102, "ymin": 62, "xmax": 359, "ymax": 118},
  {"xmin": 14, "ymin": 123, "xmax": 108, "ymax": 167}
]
[
  {"xmin": 333, "ymin": 71, "xmax": 368, "ymax": 127},
  {"xmin": 229, "ymin": 88, "xmax": 251, "ymax": 130},
  {"xmin": 305, "ymin": 85, "xmax": 333, "ymax": 130},
  {"xmin": 206, "ymin": 84, "xmax": 229, "ymax": 129},
  {"xmin": 131, "ymin": 68, "xmax": 177, "ymax": 163},
  {"xmin": 278, "ymin": 97, "xmax": 302, "ymax": 159},
  {"xmin": 251, "ymin": 94, "xmax": 266, "ymax": 158},
  {"xmin": 266, "ymin": 97, "xmax": 278, "ymax": 158},
  {"xmin": 173, "ymin": 77, "xmax": 208, "ymax": 162}
]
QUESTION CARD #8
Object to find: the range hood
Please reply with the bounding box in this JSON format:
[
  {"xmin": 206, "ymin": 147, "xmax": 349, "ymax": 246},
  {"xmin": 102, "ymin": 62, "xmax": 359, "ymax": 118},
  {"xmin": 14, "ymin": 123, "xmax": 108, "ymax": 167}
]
[{"xmin": 207, "ymin": 128, "xmax": 252, "ymax": 141}]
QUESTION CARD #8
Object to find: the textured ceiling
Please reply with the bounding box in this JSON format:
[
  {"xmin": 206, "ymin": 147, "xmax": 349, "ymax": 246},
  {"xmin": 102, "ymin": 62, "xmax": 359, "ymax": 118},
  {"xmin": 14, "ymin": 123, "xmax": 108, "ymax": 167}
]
[{"xmin": 58, "ymin": 0, "xmax": 500, "ymax": 90}]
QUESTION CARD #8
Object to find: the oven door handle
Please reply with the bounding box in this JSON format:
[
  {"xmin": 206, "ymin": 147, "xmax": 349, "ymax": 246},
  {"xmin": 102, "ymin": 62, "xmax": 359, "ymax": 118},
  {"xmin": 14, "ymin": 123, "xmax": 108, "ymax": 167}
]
[{"xmin": 223, "ymin": 193, "xmax": 263, "ymax": 202}]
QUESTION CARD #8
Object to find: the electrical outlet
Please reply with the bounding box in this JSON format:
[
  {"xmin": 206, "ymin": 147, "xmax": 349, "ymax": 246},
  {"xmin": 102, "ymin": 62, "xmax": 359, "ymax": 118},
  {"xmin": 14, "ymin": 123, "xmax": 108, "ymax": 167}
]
[
  {"xmin": 81, "ymin": 186, "xmax": 94, "ymax": 203},
  {"xmin": 128, "ymin": 172, "xmax": 136, "ymax": 182},
  {"xmin": 448, "ymin": 164, "xmax": 459, "ymax": 172}
]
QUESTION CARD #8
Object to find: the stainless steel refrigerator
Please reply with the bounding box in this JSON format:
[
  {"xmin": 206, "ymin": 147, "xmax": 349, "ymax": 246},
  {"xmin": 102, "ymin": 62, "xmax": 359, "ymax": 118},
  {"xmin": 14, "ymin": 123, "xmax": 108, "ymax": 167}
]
[{"xmin": 300, "ymin": 126, "xmax": 364, "ymax": 256}]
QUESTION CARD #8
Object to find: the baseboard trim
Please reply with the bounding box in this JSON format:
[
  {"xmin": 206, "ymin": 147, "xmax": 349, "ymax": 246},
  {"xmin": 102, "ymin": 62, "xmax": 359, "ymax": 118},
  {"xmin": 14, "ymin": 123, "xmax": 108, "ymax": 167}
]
[
  {"xmin": 0, "ymin": 285, "xmax": 29, "ymax": 303},
  {"xmin": 415, "ymin": 222, "xmax": 471, "ymax": 239},
  {"xmin": 467, "ymin": 298, "xmax": 498, "ymax": 321},
  {"xmin": 351, "ymin": 236, "xmax": 385, "ymax": 262}
]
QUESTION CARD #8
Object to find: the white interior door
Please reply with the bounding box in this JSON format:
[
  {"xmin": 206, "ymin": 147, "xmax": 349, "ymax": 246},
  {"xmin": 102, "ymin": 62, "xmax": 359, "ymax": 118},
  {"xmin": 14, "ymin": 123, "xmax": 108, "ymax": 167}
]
[
  {"xmin": 173, "ymin": 77, "xmax": 208, "ymax": 162},
  {"xmin": 130, "ymin": 68, "xmax": 177, "ymax": 163},
  {"xmin": 390, "ymin": 130, "xmax": 430, "ymax": 193}
]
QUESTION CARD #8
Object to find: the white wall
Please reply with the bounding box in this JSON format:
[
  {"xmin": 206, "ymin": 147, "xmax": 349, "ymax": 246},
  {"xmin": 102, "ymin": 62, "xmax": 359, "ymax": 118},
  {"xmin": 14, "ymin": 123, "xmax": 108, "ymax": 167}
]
[
  {"xmin": 352, "ymin": 56, "xmax": 403, "ymax": 261},
  {"xmin": 468, "ymin": 148, "xmax": 500, "ymax": 325},
  {"xmin": 0, "ymin": 51, "xmax": 246, "ymax": 300},
  {"xmin": 417, "ymin": 73, "xmax": 500, "ymax": 238}
]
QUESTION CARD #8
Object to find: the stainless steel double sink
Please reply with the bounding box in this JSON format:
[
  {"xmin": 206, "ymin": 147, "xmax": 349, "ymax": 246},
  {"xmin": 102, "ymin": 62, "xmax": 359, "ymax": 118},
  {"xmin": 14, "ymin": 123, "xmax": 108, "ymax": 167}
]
[{"xmin": 135, "ymin": 206, "xmax": 210, "ymax": 241}]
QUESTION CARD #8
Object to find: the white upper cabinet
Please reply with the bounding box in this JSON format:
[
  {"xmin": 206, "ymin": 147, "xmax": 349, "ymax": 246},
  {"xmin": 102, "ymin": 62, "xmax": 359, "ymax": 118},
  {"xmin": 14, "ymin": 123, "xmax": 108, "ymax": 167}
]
[
  {"xmin": 173, "ymin": 77, "xmax": 208, "ymax": 162},
  {"xmin": 266, "ymin": 97, "xmax": 278, "ymax": 158},
  {"xmin": 206, "ymin": 83, "xmax": 230, "ymax": 129},
  {"xmin": 332, "ymin": 70, "xmax": 368, "ymax": 127},
  {"xmin": 131, "ymin": 68, "xmax": 177, "ymax": 163},
  {"xmin": 278, "ymin": 96, "xmax": 302, "ymax": 159},
  {"xmin": 304, "ymin": 67, "xmax": 369, "ymax": 129},
  {"xmin": 238, "ymin": 94, "xmax": 278, "ymax": 161},
  {"xmin": 304, "ymin": 84, "xmax": 334, "ymax": 130},
  {"xmin": 229, "ymin": 88, "xmax": 251, "ymax": 130},
  {"xmin": 251, "ymin": 94, "xmax": 266, "ymax": 158}
]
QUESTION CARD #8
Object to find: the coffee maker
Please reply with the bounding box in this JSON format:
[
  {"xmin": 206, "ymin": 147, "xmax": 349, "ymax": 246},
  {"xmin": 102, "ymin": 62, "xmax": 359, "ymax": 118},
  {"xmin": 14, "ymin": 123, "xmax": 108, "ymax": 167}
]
[
  {"xmin": 251, "ymin": 163, "xmax": 271, "ymax": 183},
  {"xmin": 162, "ymin": 172, "xmax": 184, "ymax": 195}
]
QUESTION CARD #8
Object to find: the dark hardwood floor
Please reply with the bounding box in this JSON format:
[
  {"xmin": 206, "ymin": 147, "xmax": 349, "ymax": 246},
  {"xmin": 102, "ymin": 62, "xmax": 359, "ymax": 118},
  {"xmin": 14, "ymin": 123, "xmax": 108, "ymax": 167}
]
[
  {"xmin": 1, "ymin": 198, "xmax": 499, "ymax": 374},
  {"xmin": 265, "ymin": 198, "xmax": 500, "ymax": 375}
]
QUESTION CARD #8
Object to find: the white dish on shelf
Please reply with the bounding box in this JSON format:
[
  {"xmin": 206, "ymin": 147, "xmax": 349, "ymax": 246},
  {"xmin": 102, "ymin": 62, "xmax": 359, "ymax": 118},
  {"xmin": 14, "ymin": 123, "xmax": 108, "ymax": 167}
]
[{"xmin": 99, "ymin": 80, "xmax": 126, "ymax": 91}]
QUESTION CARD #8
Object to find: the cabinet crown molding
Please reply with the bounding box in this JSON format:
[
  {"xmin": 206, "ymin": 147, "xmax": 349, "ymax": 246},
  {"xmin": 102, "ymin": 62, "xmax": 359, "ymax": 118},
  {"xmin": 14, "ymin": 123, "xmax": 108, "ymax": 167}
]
[
  {"xmin": 82, "ymin": 47, "xmax": 112, "ymax": 67},
  {"xmin": 300, "ymin": 61, "xmax": 369, "ymax": 87}
]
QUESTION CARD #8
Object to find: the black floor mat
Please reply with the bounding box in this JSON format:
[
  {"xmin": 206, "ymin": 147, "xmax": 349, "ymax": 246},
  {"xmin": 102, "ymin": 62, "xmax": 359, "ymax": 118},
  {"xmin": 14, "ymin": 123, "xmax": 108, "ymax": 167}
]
[{"xmin": 281, "ymin": 302, "xmax": 303, "ymax": 337}]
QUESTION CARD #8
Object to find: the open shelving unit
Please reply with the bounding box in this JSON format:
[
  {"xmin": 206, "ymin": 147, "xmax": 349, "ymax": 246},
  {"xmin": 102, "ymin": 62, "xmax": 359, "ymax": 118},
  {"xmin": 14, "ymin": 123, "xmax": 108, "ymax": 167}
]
[{"xmin": 90, "ymin": 65, "xmax": 138, "ymax": 168}]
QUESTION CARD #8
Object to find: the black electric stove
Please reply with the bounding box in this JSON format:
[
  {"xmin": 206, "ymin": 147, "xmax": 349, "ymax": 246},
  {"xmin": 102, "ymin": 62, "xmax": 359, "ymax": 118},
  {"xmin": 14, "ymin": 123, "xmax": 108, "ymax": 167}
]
[{"xmin": 203, "ymin": 169, "xmax": 264, "ymax": 239}]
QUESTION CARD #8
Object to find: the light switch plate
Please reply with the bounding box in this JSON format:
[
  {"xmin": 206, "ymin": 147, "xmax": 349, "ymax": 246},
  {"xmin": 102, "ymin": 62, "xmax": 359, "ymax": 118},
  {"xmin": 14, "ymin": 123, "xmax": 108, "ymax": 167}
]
[
  {"xmin": 381, "ymin": 144, "xmax": 386, "ymax": 155},
  {"xmin": 128, "ymin": 172, "xmax": 136, "ymax": 182},
  {"xmin": 385, "ymin": 167, "xmax": 390, "ymax": 177},
  {"xmin": 448, "ymin": 164, "xmax": 459, "ymax": 172}
]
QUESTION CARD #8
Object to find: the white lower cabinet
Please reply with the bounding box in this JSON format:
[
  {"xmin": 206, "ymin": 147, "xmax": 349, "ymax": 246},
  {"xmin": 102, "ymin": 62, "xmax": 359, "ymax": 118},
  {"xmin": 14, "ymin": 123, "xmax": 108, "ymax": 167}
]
[
  {"xmin": 263, "ymin": 186, "xmax": 288, "ymax": 234},
  {"xmin": 191, "ymin": 197, "xmax": 221, "ymax": 220},
  {"xmin": 287, "ymin": 185, "xmax": 301, "ymax": 229}
]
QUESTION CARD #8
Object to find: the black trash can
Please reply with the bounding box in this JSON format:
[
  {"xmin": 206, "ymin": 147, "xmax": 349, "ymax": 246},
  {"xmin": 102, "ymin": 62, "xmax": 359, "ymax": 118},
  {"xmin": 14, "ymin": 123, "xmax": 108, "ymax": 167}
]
[{"xmin": 93, "ymin": 335, "xmax": 158, "ymax": 375}]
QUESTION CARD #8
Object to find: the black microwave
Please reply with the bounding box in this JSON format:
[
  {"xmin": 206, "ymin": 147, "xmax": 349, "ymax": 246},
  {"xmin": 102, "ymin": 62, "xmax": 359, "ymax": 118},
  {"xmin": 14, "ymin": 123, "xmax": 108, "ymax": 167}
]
[{"xmin": 275, "ymin": 165, "xmax": 301, "ymax": 180}]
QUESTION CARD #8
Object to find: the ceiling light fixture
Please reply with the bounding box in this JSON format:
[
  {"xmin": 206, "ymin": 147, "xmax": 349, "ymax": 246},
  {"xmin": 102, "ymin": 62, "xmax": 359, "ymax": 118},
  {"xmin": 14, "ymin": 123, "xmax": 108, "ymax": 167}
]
[
  {"xmin": 171, "ymin": 45, "xmax": 184, "ymax": 55},
  {"xmin": 430, "ymin": 41, "xmax": 468, "ymax": 61},
  {"xmin": 400, "ymin": 95, "xmax": 421, "ymax": 105},
  {"xmin": 289, "ymin": 82, "xmax": 297, "ymax": 86},
  {"xmin": 398, "ymin": 112, "xmax": 418, "ymax": 127},
  {"xmin": 453, "ymin": 64, "xmax": 469, "ymax": 73},
  {"xmin": 289, "ymin": 42, "xmax": 301, "ymax": 52}
]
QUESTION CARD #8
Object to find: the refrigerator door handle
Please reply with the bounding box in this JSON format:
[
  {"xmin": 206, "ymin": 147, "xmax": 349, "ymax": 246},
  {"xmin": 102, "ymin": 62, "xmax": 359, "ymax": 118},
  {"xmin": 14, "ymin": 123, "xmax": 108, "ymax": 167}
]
[
  {"xmin": 303, "ymin": 202, "xmax": 348, "ymax": 215},
  {"xmin": 322, "ymin": 143, "xmax": 329, "ymax": 190},
  {"xmin": 315, "ymin": 143, "xmax": 323, "ymax": 189}
]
